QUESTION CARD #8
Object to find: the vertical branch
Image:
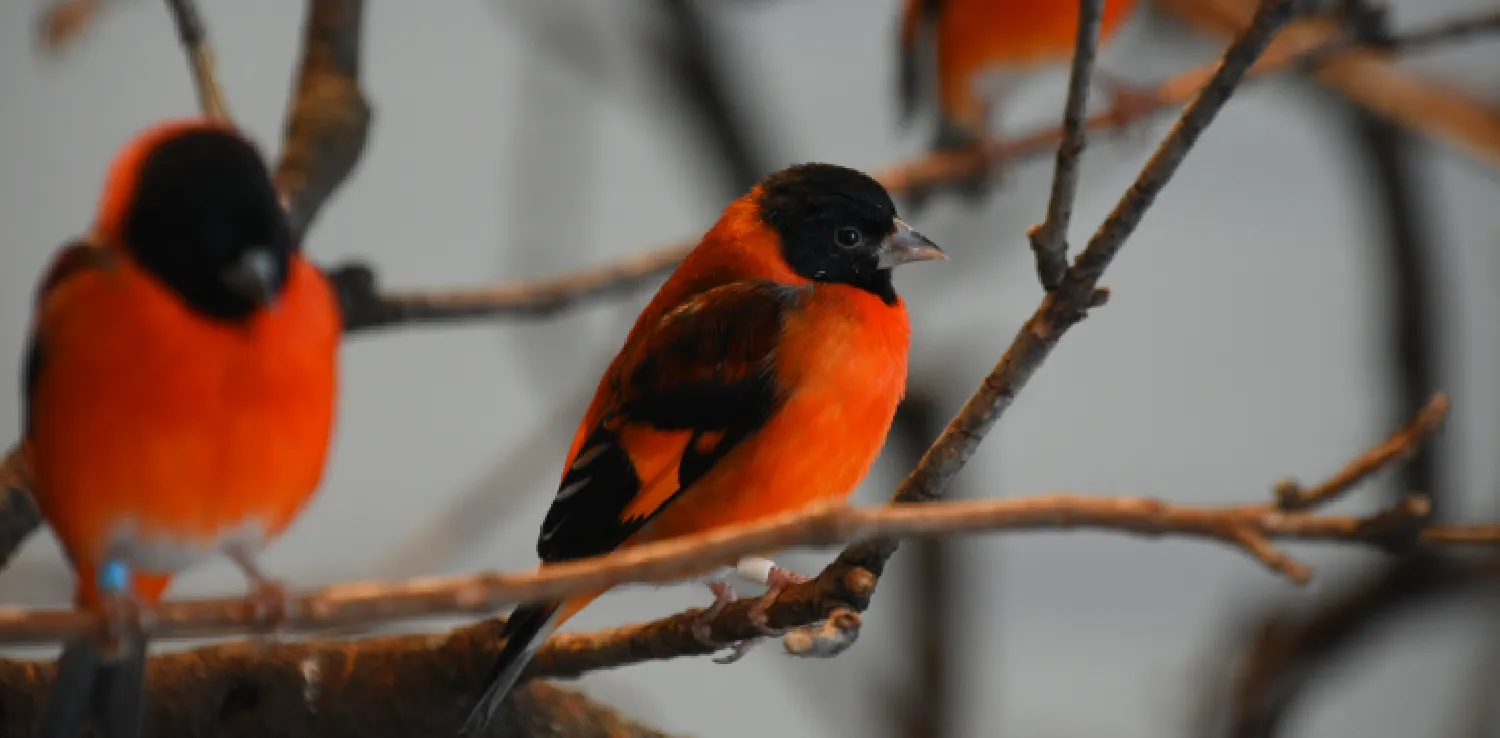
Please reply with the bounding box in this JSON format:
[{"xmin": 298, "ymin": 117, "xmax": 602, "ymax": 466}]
[
  {"xmin": 273, "ymin": 0, "xmax": 372, "ymax": 243},
  {"xmin": 1028, "ymin": 0, "xmax": 1106, "ymax": 291},
  {"xmin": 162, "ymin": 0, "xmax": 231, "ymax": 119}
]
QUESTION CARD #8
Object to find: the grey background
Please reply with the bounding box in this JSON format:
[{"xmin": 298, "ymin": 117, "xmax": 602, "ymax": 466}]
[{"xmin": 2, "ymin": 1, "xmax": 1499, "ymax": 736}]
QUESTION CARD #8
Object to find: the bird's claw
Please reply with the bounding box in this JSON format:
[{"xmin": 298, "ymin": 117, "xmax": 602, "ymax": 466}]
[
  {"xmin": 712, "ymin": 639, "xmax": 760, "ymax": 665},
  {"xmin": 746, "ymin": 566, "xmax": 809, "ymax": 636},
  {"xmin": 696, "ymin": 566, "xmax": 810, "ymax": 664},
  {"xmin": 246, "ymin": 577, "xmax": 291, "ymax": 632},
  {"xmin": 691, "ymin": 580, "xmax": 736, "ymax": 647}
]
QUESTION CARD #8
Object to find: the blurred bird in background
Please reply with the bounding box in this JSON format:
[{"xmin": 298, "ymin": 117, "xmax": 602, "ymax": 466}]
[
  {"xmin": 24, "ymin": 119, "xmax": 342, "ymax": 738},
  {"xmin": 897, "ymin": 0, "xmax": 1141, "ymax": 204},
  {"xmin": 462, "ymin": 162, "xmax": 945, "ymax": 733}
]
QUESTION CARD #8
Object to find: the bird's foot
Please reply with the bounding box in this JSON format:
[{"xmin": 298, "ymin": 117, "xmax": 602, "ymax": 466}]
[
  {"xmin": 746, "ymin": 565, "xmax": 810, "ymax": 636},
  {"xmin": 228, "ymin": 546, "xmax": 292, "ymax": 630},
  {"xmin": 246, "ymin": 577, "xmax": 291, "ymax": 627},
  {"xmin": 692, "ymin": 580, "xmax": 737, "ymax": 648}
]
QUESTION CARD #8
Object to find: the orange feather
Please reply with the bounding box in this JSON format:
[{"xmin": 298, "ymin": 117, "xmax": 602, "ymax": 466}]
[{"xmin": 900, "ymin": 0, "xmax": 1140, "ymax": 133}]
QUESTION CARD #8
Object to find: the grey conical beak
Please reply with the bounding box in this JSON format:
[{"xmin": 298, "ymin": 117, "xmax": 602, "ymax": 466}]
[
  {"xmin": 876, "ymin": 218, "xmax": 945, "ymax": 269},
  {"xmin": 221, "ymin": 248, "xmax": 280, "ymax": 305}
]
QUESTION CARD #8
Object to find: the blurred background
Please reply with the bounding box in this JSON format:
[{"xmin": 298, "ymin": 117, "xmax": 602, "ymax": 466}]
[{"xmin": 2, "ymin": 1, "xmax": 1500, "ymax": 736}]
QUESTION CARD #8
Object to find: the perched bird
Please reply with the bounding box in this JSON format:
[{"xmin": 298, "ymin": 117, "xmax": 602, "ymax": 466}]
[
  {"xmin": 897, "ymin": 0, "xmax": 1140, "ymax": 200},
  {"xmin": 24, "ymin": 119, "xmax": 342, "ymax": 738},
  {"xmin": 462, "ymin": 163, "xmax": 944, "ymax": 733}
]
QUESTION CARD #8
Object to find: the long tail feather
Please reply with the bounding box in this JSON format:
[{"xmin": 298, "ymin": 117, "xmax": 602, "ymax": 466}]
[
  {"xmin": 460, "ymin": 601, "xmax": 561, "ymax": 736},
  {"xmin": 36, "ymin": 638, "xmax": 146, "ymax": 738}
]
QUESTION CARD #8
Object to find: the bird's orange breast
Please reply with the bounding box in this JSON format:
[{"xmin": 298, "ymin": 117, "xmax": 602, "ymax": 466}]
[
  {"xmin": 635, "ymin": 284, "xmax": 910, "ymax": 544},
  {"xmin": 27, "ymin": 255, "xmax": 340, "ymax": 600}
]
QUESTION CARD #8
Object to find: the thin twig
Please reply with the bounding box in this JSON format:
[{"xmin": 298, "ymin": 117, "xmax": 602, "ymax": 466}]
[
  {"xmin": 162, "ymin": 0, "xmax": 230, "ymax": 119},
  {"xmin": 1275, "ymin": 395, "xmax": 1449, "ymax": 510},
  {"xmin": 330, "ymin": 242, "xmax": 691, "ymax": 333},
  {"xmin": 1027, "ymin": 0, "xmax": 1105, "ymax": 291},
  {"xmin": 272, "ymin": 0, "xmax": 371, "ymax": 244}
]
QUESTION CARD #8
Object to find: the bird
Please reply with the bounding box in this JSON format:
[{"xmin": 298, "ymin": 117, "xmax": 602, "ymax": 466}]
[
  {"xmin": 23, "ymin": 118, "xmax": 342, "ymax": 738},
  {"xmin": 897, "ymin": 0, "xmax": 1140, "ymax": 202},
  {"xmin": 461, "ymin": 162, "xmax": 944, "ymax": 733}
]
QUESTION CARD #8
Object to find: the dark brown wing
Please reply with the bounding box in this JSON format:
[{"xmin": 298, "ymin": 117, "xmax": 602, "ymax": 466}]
[
  {"xmin": 535, "ymin": 280, "xmax": 803, "ymax": 563},
  {"xmin": 23, "ymin": 239, "xmax": 113, "ymax": 434}
]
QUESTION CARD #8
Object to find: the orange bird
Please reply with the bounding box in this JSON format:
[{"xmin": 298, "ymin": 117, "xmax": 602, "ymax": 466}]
[
  {"xmin": 898, "ymin": 0, "xmax": 1140, "ymax": 169},
  {"xmin": 24, "ymin": 119, "xmax": 341, "ymax": 738},
  {"xmin": 462, "ymin": 163, "xmax": 944, "ymax": 732}
]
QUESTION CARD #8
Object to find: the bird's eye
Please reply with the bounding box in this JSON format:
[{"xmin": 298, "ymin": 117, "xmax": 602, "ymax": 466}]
[{"xmin": 835, "ymin": 228, "xmax": 862, "ymax": 248}]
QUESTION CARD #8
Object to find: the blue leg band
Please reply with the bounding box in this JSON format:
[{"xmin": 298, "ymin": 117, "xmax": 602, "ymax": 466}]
[{"xmin": 97, "ymin": 559, "xmax": 132, "ymax": 595}]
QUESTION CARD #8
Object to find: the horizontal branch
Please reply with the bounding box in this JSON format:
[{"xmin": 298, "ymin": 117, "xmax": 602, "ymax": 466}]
[
  {"xmin": 3, "ymin": 392, "xmax": 1488, "ymax": 647},
  {"xmin": 330, "ymin": 242, "xmax": 692, "ymax": 332},
  {"xmin": 0, "ymin": 647, "xmax": 670, "ymax": 738}
]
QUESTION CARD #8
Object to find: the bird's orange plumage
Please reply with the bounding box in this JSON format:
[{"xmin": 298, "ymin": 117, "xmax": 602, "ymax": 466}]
[
  {"xmin": 465, "ymin": 163, "xmax": 941, "ymax": 733},
  {"xmin": 25, "ymin": 120, "xmax": 341, "ymax": 611},
  {"xmin": 900, "ymin": 0, "xmax": 1140, "ymax": 134},
  {"xmin": 29, "ymin": 253, "xmax": 339, "ymax": 608}
]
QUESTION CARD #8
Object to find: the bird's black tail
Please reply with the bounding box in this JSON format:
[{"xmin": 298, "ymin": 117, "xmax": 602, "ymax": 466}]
[
  {"xmin": 460, "ymin": 601, "xmax": 561, "ymax": 736},
  {"xmin": 35, "ymin": 638, "xmax": 147, "ymax": 738}
]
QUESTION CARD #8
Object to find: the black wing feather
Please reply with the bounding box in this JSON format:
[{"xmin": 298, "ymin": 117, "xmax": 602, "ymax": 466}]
[{"xmin": 536, "ymin": 281, "xmax": 799, "ymax": 563}]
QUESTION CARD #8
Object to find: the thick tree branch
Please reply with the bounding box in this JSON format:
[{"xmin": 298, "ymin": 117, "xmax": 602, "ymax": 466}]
[
  {"xmin": 1027, "ymin": 0, "xmax": 1105, "ymax": 291},
  {"xmin": 272, "ymin": 0, "xmax": 372, "ymax": 244},
  {"xmin": 0, "ymin": 648, "xmax": 670, "ymax": 738}
]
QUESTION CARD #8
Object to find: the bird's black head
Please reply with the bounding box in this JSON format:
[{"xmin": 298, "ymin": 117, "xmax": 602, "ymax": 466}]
[
  {"xmin": 122, "ymin": 127, "xmax": 293, "ymax": 322},
  {"xmin": 756, "ymin": 163, "xmax": 943, "ymax": 305}
]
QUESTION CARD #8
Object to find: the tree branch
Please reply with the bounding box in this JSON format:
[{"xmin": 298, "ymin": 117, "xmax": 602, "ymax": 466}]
[
  {"xmin": 0, "ymin": 645, "xmax": 670, "ymax": 738},
  {"xmin": 272, "ymin": 0, "xmax": 372, "ymax": 245},
  {"xmin": 2, "ymin": 392, "xmax": 1480, "ymax": 646},
  {"xmin": 1027, "ymin": 0, "xmax": 1105, "ymax": 291},
  {"xmin": 1274, "ymin": 394, "xmax": 1448, "ymax": 510},
  {"xmin": 1157, "ymin": 0, "xmax": 1500, "ymax": 170},
  {"xmin": 329, "ymin": 242, "xmax": 691, "ymax": 333},
  {"xmin": 162, "ymin": 0, "xmax": 230, "ymax": 119}
]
